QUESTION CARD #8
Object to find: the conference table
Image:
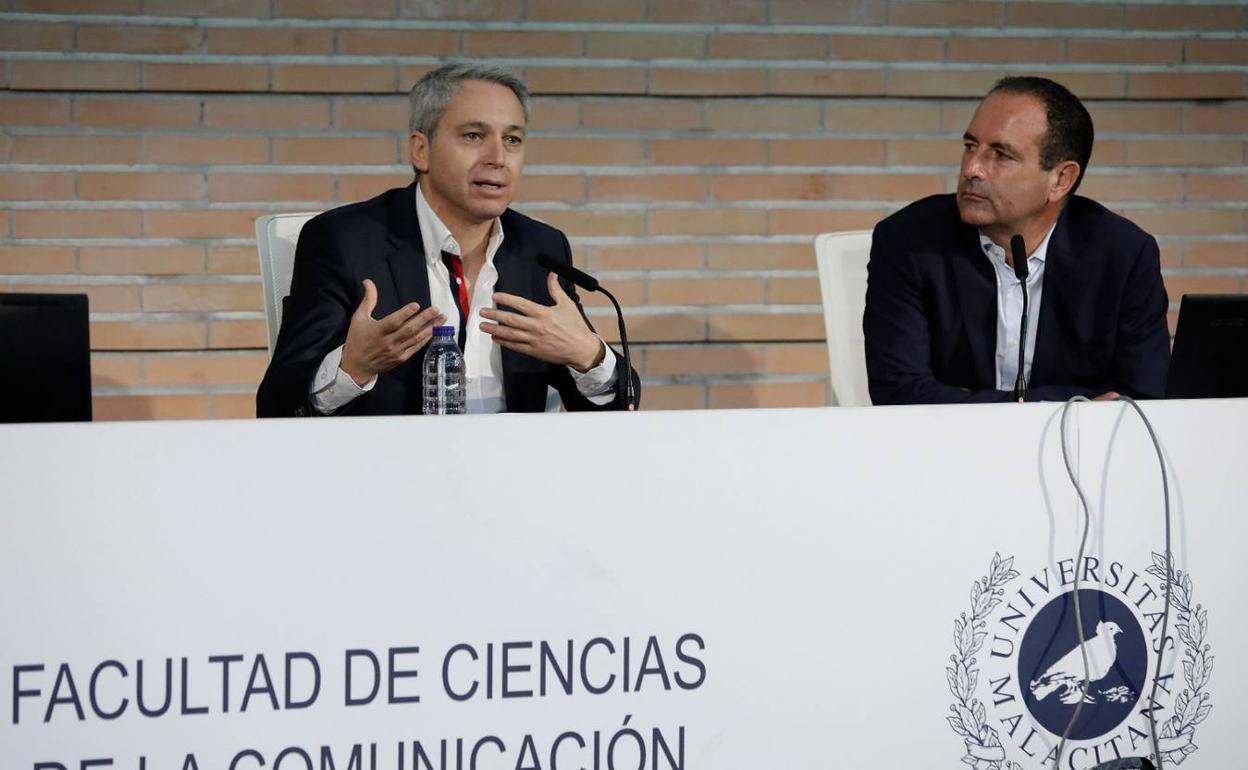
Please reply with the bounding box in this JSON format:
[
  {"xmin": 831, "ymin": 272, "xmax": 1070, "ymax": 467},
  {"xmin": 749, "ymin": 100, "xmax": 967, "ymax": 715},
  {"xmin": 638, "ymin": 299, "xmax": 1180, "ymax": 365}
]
[{"xmin": 2, "ymin": 399, "xmax": 1243, "ymax": 769}]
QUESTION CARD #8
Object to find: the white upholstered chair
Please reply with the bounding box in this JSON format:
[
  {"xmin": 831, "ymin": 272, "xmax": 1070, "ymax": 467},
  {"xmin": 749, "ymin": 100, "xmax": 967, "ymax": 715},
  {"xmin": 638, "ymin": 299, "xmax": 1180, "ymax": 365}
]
[
  {"xmin": 255, "ymin": 212, "xmax": 318, "ymax": 356},
  {"xmin": 814, "ymin": 230, "xmax": 874, "ymax": 407}
]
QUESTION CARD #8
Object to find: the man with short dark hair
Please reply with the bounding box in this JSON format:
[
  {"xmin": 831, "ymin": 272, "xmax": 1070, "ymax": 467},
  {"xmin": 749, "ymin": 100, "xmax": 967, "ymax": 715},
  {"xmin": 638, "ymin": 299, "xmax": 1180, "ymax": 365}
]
[
  {"xmin": 258, "ymin": 63, "xmax": 639, "ymax": 417},
  {"xmin": 863, "ymin": 76, "xmax": 1169, "ymax": 405}
]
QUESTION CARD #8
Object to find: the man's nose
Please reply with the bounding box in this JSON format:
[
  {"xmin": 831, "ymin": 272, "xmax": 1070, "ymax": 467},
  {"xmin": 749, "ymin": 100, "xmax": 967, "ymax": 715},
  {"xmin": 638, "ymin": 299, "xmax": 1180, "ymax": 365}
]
[
  {"xmin": 962, "ymin": 148, "xmax": 985, "ymax": 180},
  {"xmin": 481, "ymin": 136, "xmax": 505, "ymax": 166}
]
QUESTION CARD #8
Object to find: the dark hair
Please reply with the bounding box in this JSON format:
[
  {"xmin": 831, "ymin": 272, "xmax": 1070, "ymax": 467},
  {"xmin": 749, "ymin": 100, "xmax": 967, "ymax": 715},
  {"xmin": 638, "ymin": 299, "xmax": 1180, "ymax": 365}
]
[{"xmin": 989, "ymin": 76, "xmax": 1094, "ymax": 197}]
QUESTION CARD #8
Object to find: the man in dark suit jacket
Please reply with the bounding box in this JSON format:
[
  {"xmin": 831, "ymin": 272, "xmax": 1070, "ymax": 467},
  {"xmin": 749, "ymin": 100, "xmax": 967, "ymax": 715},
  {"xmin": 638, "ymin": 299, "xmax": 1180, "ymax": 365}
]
[
  {"xmin": 258, "ymin": 63, "xmax": 638, "ymax": 417},
  {"xmin": 864, "ymin": 76, "xmax": 1169, "ymax": 405}
]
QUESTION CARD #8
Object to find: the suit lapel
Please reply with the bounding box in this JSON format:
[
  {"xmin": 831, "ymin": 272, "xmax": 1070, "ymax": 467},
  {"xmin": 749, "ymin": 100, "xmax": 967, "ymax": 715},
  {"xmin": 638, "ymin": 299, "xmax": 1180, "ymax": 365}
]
[
  {"xmin": 948, "ymin": 224, "xmax": 998, "ymax": 388},
  {"xmin": 1032, "ymin": 207, "xmax": 1074, "ymax": 383},
  {"xmin": 384, "ymin": 183, "xmax": 431, "ymax": 311},
  {"xmin": 493, "ymin": 214, "xmax": 528, "ymax": 404}
]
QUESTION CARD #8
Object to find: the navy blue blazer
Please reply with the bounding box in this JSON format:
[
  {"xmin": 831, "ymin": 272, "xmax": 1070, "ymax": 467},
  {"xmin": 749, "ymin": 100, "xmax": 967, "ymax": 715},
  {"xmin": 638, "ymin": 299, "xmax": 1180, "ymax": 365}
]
[
  {"xmin": 863, "ymin": 194, "xmax": 1169, "ymax": 405},
  {"xmin": 257, "ymin": 184, "xmax": 639, "ymax": 417}
]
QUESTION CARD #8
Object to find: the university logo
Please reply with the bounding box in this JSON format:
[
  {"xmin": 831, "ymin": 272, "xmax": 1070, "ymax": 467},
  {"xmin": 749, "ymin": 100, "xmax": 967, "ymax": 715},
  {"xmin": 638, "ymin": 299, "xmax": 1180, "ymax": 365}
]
[{"xmin": 946, "ymin": 553, "xmax": 1213, "ymax": 769}]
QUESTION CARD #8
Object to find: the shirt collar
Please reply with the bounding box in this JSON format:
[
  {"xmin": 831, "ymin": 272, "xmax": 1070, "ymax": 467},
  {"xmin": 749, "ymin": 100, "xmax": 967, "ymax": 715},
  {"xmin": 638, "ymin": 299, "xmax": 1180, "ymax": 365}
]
[
  {"xmin": 414, "ymin": 183, "xmax": 504, "ymax": 264},
  {"xmin": 978, "ymin": 220, "xmax": 1057, "ymax": 267}
]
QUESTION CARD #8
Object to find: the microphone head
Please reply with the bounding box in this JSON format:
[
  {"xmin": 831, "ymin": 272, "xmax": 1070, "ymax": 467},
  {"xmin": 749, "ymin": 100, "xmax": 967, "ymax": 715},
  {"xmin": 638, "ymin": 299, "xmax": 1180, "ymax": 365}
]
[
  {"xmin": 1009, "ymin": 234, "xmax": 1029, "ymax": 281},
  {"xmin": 536, "ymin": 253, "xmax": 599, "ymax": 292}
]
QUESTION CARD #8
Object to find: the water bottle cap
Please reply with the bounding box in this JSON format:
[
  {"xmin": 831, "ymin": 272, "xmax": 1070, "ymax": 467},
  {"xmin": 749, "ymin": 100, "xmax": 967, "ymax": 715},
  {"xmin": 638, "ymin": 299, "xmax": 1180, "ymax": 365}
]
[{"xmin": 433, "ymin": 325, "xmax": 455, "ymax": 337}]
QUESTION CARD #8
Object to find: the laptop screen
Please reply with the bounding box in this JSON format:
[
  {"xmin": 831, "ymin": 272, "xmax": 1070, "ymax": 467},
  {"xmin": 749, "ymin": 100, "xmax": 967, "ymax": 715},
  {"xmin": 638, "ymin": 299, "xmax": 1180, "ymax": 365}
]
[
  {"xmin": 1166, "ymin": 294, "xmax": 1248, "ymax": 399},
  {"xmin": 0, "ymin": 293, "xmax": 93, "ymax": 422}
]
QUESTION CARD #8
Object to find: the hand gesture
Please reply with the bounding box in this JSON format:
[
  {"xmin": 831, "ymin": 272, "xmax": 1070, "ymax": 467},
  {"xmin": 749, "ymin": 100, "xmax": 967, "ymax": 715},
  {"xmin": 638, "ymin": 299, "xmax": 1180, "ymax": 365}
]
[
  {"xmin": 480, "ymin": 272, "xmax": 605, "ymax": 372},
  {"xmin": 341, "ymin": 279, "xmax": 445, "ymax": 385}
]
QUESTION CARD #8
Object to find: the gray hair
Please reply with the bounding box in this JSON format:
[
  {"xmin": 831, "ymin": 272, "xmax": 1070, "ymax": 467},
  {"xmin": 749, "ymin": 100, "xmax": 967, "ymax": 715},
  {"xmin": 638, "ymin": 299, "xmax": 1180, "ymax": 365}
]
[{"xmin": 408, "ymin": 64, "xmax": 531, "ymax": 181}]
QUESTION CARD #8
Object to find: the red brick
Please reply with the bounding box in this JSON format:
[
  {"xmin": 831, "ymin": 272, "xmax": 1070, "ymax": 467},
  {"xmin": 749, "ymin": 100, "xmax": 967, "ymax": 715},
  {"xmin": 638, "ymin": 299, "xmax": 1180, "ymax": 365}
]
[
  {"xmin": 765, "ymin": 343, "xmax": 829, "ymax": 375},
  {"xmin": 93, "ymin": 395, "xmax": 211, "ymax": 422},
  {"xmin": 1125, "ymin": 140, "xmax": 1243, "ymax": 167},
  {"xmin": 1129, "ymin": 72, "xmax": 1245, "ymax": 100},
  {"xmin": 710, "ymin": 173, "xmax": 831, "ymax": 201},
  {"xmin": 143, "ymin": 63, "xmax": 270, "ymax": 93},
  {"xmin": 143, "ymin": 282, "xmax": 263, "ymax": 312},
  {"xmin": 649, "ymin": 139, "xmax": 767, "ymax": 166},
  {"xmin": 888, "ymin": 69, "xmax": 1005, "ymax": 98},
  {"xmin": 75, "ymin": 97, "xmax": 201, "ymax": 128},
  {"xmin": 767, "ymin": 277, "xmax": 821, "ymax": 304},
  {"xmin": 13, "ymin": 0, "xmax": 138, "ymax": 9},
  {"xmin": 826, "ymin": 102, "xmax": 942, "ymax": 132},
  {"xmin": 275, "ymin": 0, "xmax": 396, "ymax": 17},
  {"xmin": 649, "ymin": 277, "xmax": 764, "ymax": 305},
  {"xmin": 79, "ymin": 246, "xmax": 204, "ymax": 275},
  {"xmin": 1186, "ymin": 175, "xmax": 1248, "ymax": 202},
  {"xmin": 768, "ymin": 208, "xmax": 886, "ymax": 235},
  {"xmin": 645, "ymin": 345, "xmax": 763, "ymax": 376},
  {"xmin": 1181, "ymin": 242, "xmax": 1248, "ymax": 269},
  {"xmin": 529, "ymin": 98, "xmax": 580, "ymax": 130},
  {"xmin": 0, "ymin": 96, "xmax": 71, "ymax": 126},
  {"xmin": 1164, "ymin": 274, "xmax": 1244, "ymax": 297},
  {"xmin": 649, "ymin": 0, "xmax": 763, "ymax": 22},
  {"xmin": 589, "ymin": 174, "xmax": 705, "ymax": 202},
  {"xmin": 144, "ymin": 352, "xmax": 268, "ymax": 386},
  {"xmin": 578, "ymin": 280, "xmax": 645, "ymax": 309},
  {"xmin": 887, "ymin": 138, "xmax": 959, "ymax": 166},
  {"xmin": 0, "ymin": 171, "xmax": 74, "ymax": 200},
  {"xmin": 398, "ymin": 65, "xmax": 440, "ymax": 90},
  {"xmin": 335, "ymin": 28, "xmax": 459, "ymax": 56},
  {"xmin": 0, "ymin": 245, "xmax": 75, "ymax": 274},
  {"xmin": 830, "ymin": 34, "xmax": 945, "ymax": 62},
  {"xmin": 525, "ymin": 210, "xmax": 645, "ymax": 237},
  {"xmin": 639, "ymin": 383, "xmax": 705, "ymax": 410},
  {"xmin": 77, "ymin": 24, "xmax": 201, "ymax": 54},
  {"xmin": 1078, "ymin": 174, "xmax": 1184, "ymax": 203},
  {"xmin": 332, "ymin": 97, "xmax": 407, "ymax": 130},
  {"xmin": 79, "ymin": 172, "xmax": 205, "ymax": 201},
  {"xmin": 891, "ymin": 1, "xmax": 1003, "ymax": 26},
  {"xmin": 770, "ymin": 139, "xmax": 886, "ymax": 165},
  {"xmin": 829, "ymin": 174, "xmax": 948, "ymax": 200},
  {"xmin": 1005, "ymin": 2, "xmax": 1123, "ymax": 28},
  {"xmin": 205, "ymin": 26, "xmax": 331, "ymax": 55},
  {"xmin": 337, "ymin": 173, "xmax": 413, "ymax": 203},
  {"xmin": 91, "ymin": 355, "xmax": 141, "ymax": 388},
  {"xmin": 272, "ymin": 136, "xmax": 398, "ymax": 165},
  {"xmin": 0, "ymin": 22, "xmax": 73, "ymax": 51},
  {"xmin": 947, "ymin": 37, "xmax": 1063, "ymax": 63},
  {"xmin": 1127, "ymin": 4, "xmax": 1243, "ymax": 30},
  {"xmin": 209, "ymin": 319, "xmax": 267, "ymax": 349},
  {"xmin": 770, "ymin": 0, "xmax": 887, "ymax": 24},
  {"xmin": 704, "ymin": 100, "xmax": 822, "ymax": 131},
  {"xmin": 14, "ymin": 209, "xmax": 141, "ymax": 238},
  {"xmin": 771, "ymin": 67, "xmax": 887, "ymax": 97},
  {"xmin": 708, "ymin": 243, "xmax": 816, "ymax": 270},
  {"xmin": 1088, "ymin": 104, "xmax": 1182, "ymax": 134},
  {"xmin": 709, "ymin": 381, "xmax": 826, "ymax": 409},
  {"xmin": 709, "ymin": 313, "xmax": 825, "ymax": 341},
  {"xmin": 143, "ymin": 136, "xmax": 269, "ymax": 164},
  {"xmin": 583, "ymin": 243, "xmax": 704, "ymax": 271},
  {"xmin": 1127, "ymin": 208, "xmax": 1244, "ymax": 236},
  {"xmin": 399, "ymin": 0, "xmax": 522, "ymax": 19},
  {"xmin": 1183, "ymin": 105, "xmax": 1248, "ymax": 134},
  {"xmin": 582, "ymin": 99, "xmax": 701, "ymax": 130},
  {"xmin": 208, "ymin": 246, "xmax": 261, "ymax": 275},
  {"xmin": 649, "ymin": 208, "xmax": 767, "ymax": 236},
  {"xmin": 10, "ymin": 134, "xmax": 141, "ymax": 165},
  {"xmin": 144, "ymin": 0, "xmax": 271, "ymax": 15},
  {"xmin": 204, "ymin": 97, "xmax": 330, "ymax": 129},
  {"xmin": 526, "ymin": 0, "xmax": 642, "ymax": 21},
  {"xmin": 508, "ymin": 174, "xmax": 587, "ymax": 205},
  {"xmin": 213, "ymin": 394, "xmax": 257, "ymax": 419},
  {"xmin": 650, "ymin": 68, "xmax": 767, "ymax": 96},
  {"xmin": 143, "ymin": 210, "xmax": 265, "ymax": 239},
  {"xmin": 527, "ymin": 67, "xmax": 647, "ymax": 95},
  {"xmin": 10, "ymin": 282, "xmax": 140, "ymax": 312},
  {"xmin": 585, "ymin": 31, "xmax": 705, "ymax": 59},
  {"xmin": 708, "ymin": 33, "xmax": 825, "ymax": 60},
  {"xmin": 271, "ymin": 64, "xmax": 397, "ymax": 94},
  {"xmin": 616, "ymin": 314, "xmax": 706, "ymax": 343},
  {"xmin": 1067, "ymin": 39, "xmax": 1184, "ymax": 65},
  {"xmin": 208, "ymin": 173, "xmax": 334, "ymax": 202},
  {"xmin": 9, "ymin": 61, "xmax": 139, "ymax": 91},
  {"xmin": 463, "ymin": 30, "xmax": 582, "ymax": 57},
  {"xmin": 526, "ymin": 138, "xmax": 645, "ymax": 166},
  {"xmin": 91, "ymin": 320, "xmax": 206, "ymax": 350},
  {"xmin": 1186, "ymin": 40, "xmax": 1248, "ymax": 65}
]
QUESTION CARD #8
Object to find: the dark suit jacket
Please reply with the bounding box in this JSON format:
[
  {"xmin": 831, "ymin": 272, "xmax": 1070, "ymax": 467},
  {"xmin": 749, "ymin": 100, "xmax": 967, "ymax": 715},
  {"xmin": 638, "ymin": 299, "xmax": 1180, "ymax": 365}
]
[
  {"xmin": 863, "ymin": 194, "xmax": 1169, "ymax": 405},
  {"xmin": 257, "ymin": 184, "xmax": 640, "ymax": 417}
]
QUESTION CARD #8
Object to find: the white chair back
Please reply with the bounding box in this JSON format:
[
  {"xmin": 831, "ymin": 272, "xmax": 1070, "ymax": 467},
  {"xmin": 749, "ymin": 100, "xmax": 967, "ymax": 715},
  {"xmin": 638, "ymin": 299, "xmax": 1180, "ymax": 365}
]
[
  {"xmin": 256, "ymin": 212, "xmax": 318, "ymax": 356},
  {"xmin": 814, "ymin": 230, "xmax": 873, "ymax": 406}
]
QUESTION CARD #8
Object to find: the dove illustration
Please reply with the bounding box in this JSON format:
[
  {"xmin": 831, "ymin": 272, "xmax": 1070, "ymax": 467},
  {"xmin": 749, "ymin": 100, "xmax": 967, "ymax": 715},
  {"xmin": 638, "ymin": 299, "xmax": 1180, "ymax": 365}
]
[{"xmin": 1029, "ymin": 621, "xmax": 1123, "ymax": 705}]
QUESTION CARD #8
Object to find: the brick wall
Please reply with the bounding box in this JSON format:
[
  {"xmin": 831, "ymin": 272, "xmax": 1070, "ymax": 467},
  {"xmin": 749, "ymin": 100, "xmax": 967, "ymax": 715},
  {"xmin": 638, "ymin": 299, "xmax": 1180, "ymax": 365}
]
[{"xmin": 1, "ymin": 0, "xmax": 1245, "ymax": 418}]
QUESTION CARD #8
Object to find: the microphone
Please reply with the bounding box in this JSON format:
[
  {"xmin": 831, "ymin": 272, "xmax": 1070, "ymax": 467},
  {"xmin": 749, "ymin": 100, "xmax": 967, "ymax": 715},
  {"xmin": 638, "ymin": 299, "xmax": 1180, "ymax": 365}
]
[
  {"xmin": 1010, "ymin": 234, "xmax": 1030, "ymax": 403},
  {"xmin": 537, "ymin": 254, "xmax": 636, "ymax": 411}
]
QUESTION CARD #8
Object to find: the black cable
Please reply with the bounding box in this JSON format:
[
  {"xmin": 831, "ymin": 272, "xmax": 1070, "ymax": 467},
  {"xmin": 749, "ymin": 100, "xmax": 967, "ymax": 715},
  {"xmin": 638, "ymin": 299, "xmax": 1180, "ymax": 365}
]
[
  {"xmin": 599, "ymin": 286, "xmax": 635, "ymax": 411},
  {"xmin": 1014, "ymin": 281, "xmax": 1030, "ymax": 401},
  {"xmin": 1057, "ymin": 395, "xmax": 1094, "ymax": 767}
]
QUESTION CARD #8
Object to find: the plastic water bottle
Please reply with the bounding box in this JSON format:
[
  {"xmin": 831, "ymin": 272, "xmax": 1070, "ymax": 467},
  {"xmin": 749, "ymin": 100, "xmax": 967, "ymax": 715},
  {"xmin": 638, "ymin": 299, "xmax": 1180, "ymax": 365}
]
[{"xmin": 422, "ymin": 326, "xmax": 465, "ymax": 414}]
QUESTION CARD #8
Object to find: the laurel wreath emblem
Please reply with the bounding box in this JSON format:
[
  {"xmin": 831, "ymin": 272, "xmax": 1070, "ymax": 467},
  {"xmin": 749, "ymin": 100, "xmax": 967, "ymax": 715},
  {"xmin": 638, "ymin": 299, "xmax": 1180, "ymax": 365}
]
[{"xmin": 946, "ymin": 552, "xmax": 1214, "ymax": 769}]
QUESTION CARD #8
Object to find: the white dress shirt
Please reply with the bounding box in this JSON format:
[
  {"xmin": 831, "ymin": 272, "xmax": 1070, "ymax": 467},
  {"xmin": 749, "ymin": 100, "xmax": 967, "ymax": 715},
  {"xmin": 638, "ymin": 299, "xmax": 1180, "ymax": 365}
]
[
  {"xmin": 311, "ymin": 184, "xmax": 617, "ymax": 413},
  {"xmin": 978, "ymin": 223, "xmax": 1055, "ymax": 391}
]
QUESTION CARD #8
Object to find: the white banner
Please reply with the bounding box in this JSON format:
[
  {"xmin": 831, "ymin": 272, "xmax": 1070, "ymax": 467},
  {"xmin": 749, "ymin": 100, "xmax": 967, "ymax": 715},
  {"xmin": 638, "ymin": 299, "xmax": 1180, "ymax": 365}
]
[{"xmin": 1, "ymin": 399, "xmax": 1244, "ymax": 770}]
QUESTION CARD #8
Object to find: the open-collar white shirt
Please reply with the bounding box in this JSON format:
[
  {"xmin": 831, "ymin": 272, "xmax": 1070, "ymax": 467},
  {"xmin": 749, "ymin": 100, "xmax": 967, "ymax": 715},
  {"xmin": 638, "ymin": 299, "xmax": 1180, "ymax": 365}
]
[
  {"xmin": 978, "ymin": 221, "xmax": 1055, "ymax": 391},
  {"xmin": 311, "ymin": 185, "xmax": 616, "ymax": 413}
]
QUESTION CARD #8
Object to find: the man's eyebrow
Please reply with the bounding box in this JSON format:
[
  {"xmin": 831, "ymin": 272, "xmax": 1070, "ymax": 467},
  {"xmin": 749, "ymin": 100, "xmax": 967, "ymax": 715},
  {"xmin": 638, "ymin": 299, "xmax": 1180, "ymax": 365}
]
[
  {"xmin": 963, "ymin": 131, "xmax": 976, "ymax": 143},
  {"xmin": 451, "ymin": 121, "xmax": 526, "ymax": 134},
  {"xmin": 989, "ymin": 141, "xmax": 1018, "ymax": 156}
]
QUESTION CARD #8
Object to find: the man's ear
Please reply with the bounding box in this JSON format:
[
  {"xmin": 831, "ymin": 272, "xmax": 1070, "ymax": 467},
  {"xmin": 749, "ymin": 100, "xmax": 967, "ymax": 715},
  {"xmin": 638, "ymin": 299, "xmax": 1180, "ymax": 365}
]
[
  {"xmin": 410, "ymin": 131, "xmax": 430, "ymax": 174},
  {"xmin": 1050, "ymin": 160, "xmax": 1080, "ymax": 202}
]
